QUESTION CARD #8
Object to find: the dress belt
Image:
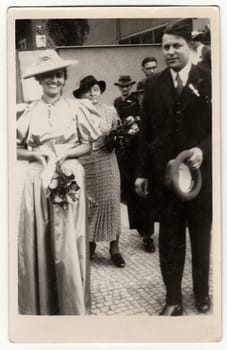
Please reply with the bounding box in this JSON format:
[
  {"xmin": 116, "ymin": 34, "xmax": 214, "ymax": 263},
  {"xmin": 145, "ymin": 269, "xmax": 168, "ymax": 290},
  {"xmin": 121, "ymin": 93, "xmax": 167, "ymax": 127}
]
[{"xmin": 32, "ymin": 144, "xmax": 74, "ymax": 156}]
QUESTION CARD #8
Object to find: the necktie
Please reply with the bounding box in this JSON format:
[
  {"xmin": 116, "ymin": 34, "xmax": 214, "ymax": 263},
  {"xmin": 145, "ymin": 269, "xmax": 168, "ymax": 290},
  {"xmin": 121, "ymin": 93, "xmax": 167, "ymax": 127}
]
[{"xmin": 176, "ymin": 73, "xmax": 184, "ymax": 96}]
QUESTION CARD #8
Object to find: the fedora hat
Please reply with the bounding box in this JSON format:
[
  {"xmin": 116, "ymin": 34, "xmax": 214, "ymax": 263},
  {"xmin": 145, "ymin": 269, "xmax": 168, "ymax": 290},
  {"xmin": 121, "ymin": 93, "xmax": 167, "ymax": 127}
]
[
  {"xmin": 22, "ymin": 49, "xmax": 78, "ymax": 79},
  {"xmin": 114, "ymin": 75, "xmax": 136, "ymax": 87},
  {"xmin": 165, "ymin": 150, "xmax": 202, "ymax": 201},
  {"xmin": 73, "ymin": 75, "xmax": 106, "ymax": 98}
]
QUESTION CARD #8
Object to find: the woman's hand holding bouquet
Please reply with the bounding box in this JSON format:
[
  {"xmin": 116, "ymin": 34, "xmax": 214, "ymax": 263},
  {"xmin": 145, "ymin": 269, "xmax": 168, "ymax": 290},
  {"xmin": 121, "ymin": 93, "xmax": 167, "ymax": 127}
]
[
  {"xmin": 46, "ymin": 164, "xmax": 80, "ymax": 210},
  {"xmin": 104, "ymin": 115, "xmax": 140, "ymax": 152},
  {"xmin": 38, "ymin": 144, "xmax": 80, "ymax": 209}
]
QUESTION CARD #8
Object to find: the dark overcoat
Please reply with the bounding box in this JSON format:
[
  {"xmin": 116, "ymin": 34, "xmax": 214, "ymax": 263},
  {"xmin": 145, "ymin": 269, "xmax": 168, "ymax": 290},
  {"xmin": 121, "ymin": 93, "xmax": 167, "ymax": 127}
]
[
  {"xmin": 113, "ymin": 94, "xmax": 141, "ymax": 193},
  {"xmin": 114, "ymin": 94, "xmax": 154, "ymax": 232}
]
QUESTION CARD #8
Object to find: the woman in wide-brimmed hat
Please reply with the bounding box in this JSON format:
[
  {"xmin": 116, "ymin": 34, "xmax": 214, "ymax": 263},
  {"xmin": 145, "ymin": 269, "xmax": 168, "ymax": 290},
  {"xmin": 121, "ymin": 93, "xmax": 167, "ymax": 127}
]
[
  {"xmin": 73, "ymin": 75, "xmax": 126, "ymax": 268},
  {"xmin": 17, "ymin": 50, "xmax": 101, "ymax": 315}
]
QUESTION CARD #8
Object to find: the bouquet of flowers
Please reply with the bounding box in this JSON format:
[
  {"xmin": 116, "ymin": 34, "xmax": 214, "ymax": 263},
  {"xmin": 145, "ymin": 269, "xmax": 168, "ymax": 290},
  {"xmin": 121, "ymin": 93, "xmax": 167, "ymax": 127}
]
[
  {"xmin": 104, "ymin": 115, "xmax": 140, "ymax": 152},
  {"xmin": 46, "ymin": 164, "xmax": 80, "ymax": 210}
]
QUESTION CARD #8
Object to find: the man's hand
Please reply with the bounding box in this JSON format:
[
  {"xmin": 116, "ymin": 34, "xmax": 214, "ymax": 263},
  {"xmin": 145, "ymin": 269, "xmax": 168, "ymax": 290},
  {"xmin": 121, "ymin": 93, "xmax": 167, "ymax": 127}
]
[
  {"xmin": 135, "ymin": 177, "xmax": 149, "ymax": 198},
  {"xmin": 186, "ymin": 147, "xmax": 203, "ymax": 170}
]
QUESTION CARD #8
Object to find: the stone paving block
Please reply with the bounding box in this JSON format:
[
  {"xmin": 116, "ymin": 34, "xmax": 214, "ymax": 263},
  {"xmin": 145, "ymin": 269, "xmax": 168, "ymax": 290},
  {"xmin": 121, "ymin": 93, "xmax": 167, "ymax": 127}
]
[{"xmin": 90, "ymin": 205, "xmax": 213, "ymax": 316}]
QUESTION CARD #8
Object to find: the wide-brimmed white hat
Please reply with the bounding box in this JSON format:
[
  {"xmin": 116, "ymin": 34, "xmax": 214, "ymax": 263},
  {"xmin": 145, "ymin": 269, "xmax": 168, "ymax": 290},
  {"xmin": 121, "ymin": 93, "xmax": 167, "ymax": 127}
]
[{"xmin": 22, "ymin": 49, "xmax": 78, "ymax": 79}]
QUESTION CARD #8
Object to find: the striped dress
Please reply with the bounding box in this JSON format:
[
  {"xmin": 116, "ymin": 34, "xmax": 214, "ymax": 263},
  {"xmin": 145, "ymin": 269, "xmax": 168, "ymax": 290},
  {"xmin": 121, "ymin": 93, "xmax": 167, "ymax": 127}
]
[{"xmin": 80, "ymin": 102, "xmax": 121, "ymax": 242}]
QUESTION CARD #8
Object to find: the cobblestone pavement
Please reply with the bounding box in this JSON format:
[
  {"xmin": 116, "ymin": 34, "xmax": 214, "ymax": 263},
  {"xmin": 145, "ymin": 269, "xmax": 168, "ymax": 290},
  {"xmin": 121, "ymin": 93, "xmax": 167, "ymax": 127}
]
[{"xmin": 90, "ymin": 205, "xmax": 213, "ymax": 316}]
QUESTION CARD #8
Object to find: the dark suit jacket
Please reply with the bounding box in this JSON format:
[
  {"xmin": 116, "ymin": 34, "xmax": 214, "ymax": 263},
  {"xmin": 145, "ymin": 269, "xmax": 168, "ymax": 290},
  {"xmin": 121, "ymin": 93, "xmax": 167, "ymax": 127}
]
[
  {"xmin": 137, "ymin": 78, "xmax": 146, "ymax": 92},
  {"xmin": 137, "ymin": 64, "xmax": 212, "ymax": 208},
  {"xmin": 114, "ymin": 94, "xmax": 140, "ymax": 121},
  {"xmin": 114, "ymin": 94, "xmax": 141, "ymax": 194}
]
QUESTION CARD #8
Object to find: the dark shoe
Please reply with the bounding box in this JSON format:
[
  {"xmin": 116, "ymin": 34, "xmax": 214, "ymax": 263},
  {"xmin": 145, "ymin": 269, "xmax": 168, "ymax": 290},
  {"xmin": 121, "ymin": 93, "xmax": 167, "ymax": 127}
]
[
  {"xmin": 110, "ymin": 252, "xmax": 126, "ymax": 268},
  {"xmin": 159, "ymin": 304, "xmax": 183, "ymax": 316},
  {"xmin": 89, "ymin": 242, "xmax": 96, "ymax": 260},
  {"xmin": 195, "ymin": 296, "xmax": 210, "ymax": 313},
  {"xmin": 143, "ymin": 238, "xmax": 155, "ymax": 253}
]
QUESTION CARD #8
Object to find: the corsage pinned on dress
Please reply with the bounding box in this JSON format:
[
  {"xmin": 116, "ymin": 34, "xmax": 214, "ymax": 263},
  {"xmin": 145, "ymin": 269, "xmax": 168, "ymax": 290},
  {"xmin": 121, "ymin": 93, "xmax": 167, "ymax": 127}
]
[{"xmin": 104, "ymin": 115, "xmax": 140, "ymax": 152}]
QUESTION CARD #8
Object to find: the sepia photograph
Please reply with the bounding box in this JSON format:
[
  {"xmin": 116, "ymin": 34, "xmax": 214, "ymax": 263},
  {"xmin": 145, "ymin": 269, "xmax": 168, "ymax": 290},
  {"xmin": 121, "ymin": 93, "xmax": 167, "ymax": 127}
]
[{"xmin": 8, "ymin": 5, "xmax": 221, "ymax": 343}]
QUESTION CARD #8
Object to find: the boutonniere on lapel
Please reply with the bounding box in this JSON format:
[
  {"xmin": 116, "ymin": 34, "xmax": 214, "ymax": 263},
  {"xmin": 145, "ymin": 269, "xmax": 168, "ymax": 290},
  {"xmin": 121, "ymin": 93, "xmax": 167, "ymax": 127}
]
[
  {"xmin": 188, "ymin": 83, "xmax": 200, "ymax": 97},
  {"xmin": 187, "ymin": 78, "xmax": 210, "ymax": 104}
]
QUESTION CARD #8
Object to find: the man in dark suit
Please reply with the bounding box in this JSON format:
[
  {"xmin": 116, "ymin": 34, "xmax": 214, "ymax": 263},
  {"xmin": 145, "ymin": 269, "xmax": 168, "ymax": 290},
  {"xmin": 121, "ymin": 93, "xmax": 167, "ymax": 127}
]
[
  {"xmin": 135, "ymin": 22, "xmax": 212, "ymax": 316},
  {"xmin": 114, "ymin": 75, "xmax": 155, "ymax": 253}
]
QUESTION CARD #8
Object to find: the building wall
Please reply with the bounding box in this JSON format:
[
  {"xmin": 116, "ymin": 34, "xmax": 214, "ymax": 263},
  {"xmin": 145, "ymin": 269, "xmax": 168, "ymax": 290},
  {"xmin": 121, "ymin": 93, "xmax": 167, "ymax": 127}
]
[
  {"xmin": 16, "ymin": 18, "xmax": 211, "ymax": 49},
  {"xmin": 16, "ymin": 17, "xmax": 211, "ymax": 104},
  {"xmin": 18, "ymin": 45, "xmax": 166, "ymax": 105},
  {"xmin": 84, "ymin": 18, "xmax": 180, "ymax": 44},
  {"xmin": 85, "ymin": 19, "xmax": 118, "ymax": 45},
  {"xmin": 192, "ymin": 18, "xmax": 210, "ymax": 31},
  {"xmin": 119, "ymin": 18, "xmax": 178, "ymax": 38}
]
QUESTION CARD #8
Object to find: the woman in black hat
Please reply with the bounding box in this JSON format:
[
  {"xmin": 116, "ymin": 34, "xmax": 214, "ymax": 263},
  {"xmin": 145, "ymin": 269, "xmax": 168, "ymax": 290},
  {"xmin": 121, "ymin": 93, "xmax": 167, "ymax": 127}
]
[
  {"xmin": 17, "ymin": 50, "xmax": 101, "ymax": 315},
  {"xmin": 73, "ymin": 75, "xmax": 125, "ymax": 268}
]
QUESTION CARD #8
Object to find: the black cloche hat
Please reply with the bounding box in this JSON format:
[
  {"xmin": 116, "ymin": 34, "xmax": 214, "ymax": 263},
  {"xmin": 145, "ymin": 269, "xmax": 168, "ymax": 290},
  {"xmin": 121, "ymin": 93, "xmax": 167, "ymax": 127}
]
[{"xmin": 73, "ymin": 75, "xmax": 106, "ymax": 98}]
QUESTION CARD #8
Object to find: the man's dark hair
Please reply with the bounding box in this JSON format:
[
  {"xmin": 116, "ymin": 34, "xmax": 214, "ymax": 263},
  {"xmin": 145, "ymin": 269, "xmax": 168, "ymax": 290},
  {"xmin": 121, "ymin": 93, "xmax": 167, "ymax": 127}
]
[
  {"xmin": 163, "ymin": 21, "xmax": 192, "ymax": 42},
  {"xmin": 141, "ymin": 56, "xmax": 157, "ymax": 67}
]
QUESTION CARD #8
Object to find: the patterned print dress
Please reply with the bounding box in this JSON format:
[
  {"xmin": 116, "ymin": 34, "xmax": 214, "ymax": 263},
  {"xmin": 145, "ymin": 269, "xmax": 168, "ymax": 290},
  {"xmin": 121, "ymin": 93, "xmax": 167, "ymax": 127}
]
[{"xmin": 80, "ymin": 103, "xmax": 121, "ymax": 242}]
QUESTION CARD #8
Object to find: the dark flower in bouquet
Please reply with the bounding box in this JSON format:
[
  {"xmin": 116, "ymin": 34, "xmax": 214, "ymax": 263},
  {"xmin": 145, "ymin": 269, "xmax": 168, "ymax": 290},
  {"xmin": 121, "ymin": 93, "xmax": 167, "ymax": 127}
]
[
  {"xmin": 47, "ymin": 164, "xmax": 80, "ymax": 210},
  {"xmin": 104, "ymin": 115, "xmax": 140, "ymax": 152}
]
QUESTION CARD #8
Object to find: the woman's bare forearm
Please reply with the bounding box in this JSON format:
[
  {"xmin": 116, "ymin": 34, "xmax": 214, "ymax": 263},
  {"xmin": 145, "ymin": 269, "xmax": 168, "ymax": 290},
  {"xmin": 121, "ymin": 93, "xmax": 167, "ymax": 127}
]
[
  {"xmin": 66, "ymin": 143, "xmax": 91, "ymax": 159},
  {"xmin": 17, "ymin": 147, "xmax": 37, "ymax": 162},
  {"xmin": 18, "ymin": 143, "xmax": 92, "ymax": 165}
]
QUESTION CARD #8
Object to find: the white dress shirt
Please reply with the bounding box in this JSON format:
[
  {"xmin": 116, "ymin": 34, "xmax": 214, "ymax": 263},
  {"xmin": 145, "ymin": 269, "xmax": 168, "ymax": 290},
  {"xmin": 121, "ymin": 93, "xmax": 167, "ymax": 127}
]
[{"xmin": 170, "ymin": 61, "xmax": 192, "ymax": 88}]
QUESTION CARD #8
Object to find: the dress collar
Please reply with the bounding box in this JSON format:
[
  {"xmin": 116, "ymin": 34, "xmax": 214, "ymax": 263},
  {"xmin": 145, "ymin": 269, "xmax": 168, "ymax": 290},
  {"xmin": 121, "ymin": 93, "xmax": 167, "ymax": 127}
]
[{"xmin": 41, "ymin": 95, "xmax": 62, "ymax": 106}]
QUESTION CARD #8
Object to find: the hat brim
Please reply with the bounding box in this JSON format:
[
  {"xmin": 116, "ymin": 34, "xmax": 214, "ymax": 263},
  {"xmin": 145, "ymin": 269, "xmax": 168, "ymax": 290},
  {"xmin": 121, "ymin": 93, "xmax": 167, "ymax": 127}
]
[
  {"xmin": 23, "ymin": 59, "xmax": 78, "ymax": 79},
  {"xmin": 73, "ymin": 80, "xmax": 106, "ymax": 98},
  {"xmin": 114, "ymin": 81, "xmax": 136, "ymax": 87},
  {"xmin": 168, "ymin": 150, "xmax": 202, "ymax": 201}
]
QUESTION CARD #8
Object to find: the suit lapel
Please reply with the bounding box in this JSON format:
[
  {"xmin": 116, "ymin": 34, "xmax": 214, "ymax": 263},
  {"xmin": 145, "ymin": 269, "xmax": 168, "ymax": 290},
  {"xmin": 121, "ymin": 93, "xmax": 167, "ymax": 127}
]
[
  {"xmin": 181, "ymin": 64, "xmax": 201, "ymax": 112},
  {"xmin": 160, "ymin": 69, "xmax": 175, "ymax": 116}
]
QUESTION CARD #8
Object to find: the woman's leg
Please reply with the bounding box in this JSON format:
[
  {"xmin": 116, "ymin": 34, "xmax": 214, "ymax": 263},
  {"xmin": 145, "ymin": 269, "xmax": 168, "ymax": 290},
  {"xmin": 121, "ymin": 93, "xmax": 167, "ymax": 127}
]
[
  {"xmin": 109, "ymin": 235, "xmax": 125, "ymax": 267},
  {"xmin": 89, "ymin": 241, "xmax": 96, "ymax": 259}
]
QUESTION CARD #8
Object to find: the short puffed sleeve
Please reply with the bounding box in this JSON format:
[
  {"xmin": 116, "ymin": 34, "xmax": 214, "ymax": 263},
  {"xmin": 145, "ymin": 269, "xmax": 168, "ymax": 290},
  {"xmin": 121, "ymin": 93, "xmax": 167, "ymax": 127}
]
[
  {"xmin": 74, "ymin": 99, "xmax": 101, "ymax": 144},
  {"xmin": 16, "ymin": 104, "xmax": 32, "ymax": 147}
]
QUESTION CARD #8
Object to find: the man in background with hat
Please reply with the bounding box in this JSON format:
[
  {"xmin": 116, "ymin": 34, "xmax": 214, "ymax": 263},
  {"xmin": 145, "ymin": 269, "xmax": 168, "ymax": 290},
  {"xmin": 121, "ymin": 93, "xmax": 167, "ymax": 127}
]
[
  {"xmin": 114, "ymin": 75, "xmax": 139, "ymax": 120},
  {"xmin": 135, "ymin": 21, "xmax": 212, "ymax": 316},
  {"xmin": 114, "ymin": 75, "xmax": 156, "ymax": 254}
]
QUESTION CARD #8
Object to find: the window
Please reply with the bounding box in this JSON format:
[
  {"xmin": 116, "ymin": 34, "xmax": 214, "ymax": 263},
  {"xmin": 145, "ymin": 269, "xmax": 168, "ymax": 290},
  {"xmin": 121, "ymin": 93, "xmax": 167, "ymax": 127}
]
[{"xmin": 119, "ymin": 19, "xmax": 193, "ymax": 45}]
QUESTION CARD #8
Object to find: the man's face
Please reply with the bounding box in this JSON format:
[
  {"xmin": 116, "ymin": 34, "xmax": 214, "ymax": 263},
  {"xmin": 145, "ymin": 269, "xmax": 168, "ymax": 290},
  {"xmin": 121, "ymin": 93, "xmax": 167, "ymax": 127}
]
[
  {"xmin": 142, "ymin": 61, "xmax": 157, "ymax": 77},
  {"xmin": 119, "ymin": 85, "xmax": 132, "ymax": 97},
  {"xmin": 162, "ymin": 34, "xmax": 191, "ymax": 72}
]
